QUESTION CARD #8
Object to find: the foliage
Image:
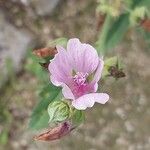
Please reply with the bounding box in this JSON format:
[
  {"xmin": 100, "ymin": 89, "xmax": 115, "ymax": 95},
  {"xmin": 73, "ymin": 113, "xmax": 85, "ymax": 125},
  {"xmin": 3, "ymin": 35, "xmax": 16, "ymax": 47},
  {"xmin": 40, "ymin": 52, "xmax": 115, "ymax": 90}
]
[
  {"xmin": 0, "ymin": 130, "xmax": 9, "ymax": 145},
  {"xmin": 28, "ymin": 83, "xmax": 61, "ymax": 130},
  {"xmin": 95, "ymin": 14, "xmax": 129, "ymax": 55},
  {"xmin": 26, "ymin": 49, "xmax": 61, "ymax": 130},
  {"xmin": 0, "ymin": 100, "xmax": 12, "ymax": 145},
  {"xmin": 96, "ymin": 0, "xmax": 150, "ymax": 55}
]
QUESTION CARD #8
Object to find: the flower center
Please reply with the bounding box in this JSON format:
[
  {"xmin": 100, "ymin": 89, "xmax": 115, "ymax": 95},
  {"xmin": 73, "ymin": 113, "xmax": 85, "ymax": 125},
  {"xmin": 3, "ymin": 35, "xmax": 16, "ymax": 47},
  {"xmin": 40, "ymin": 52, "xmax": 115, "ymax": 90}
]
[{"xmin": 73, "ymin": 72, "xmax": 88, "ymax": 86}]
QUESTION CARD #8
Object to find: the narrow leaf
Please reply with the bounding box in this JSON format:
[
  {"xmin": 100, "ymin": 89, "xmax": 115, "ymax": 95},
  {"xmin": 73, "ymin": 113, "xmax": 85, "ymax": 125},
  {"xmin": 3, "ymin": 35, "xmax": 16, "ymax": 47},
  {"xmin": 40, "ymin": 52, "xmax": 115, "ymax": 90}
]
[
  {"xmin": 96, "ymin": 14, "xmax": 129, "ymax": 55},
  {"xmin": 29, "ymin": 84, "xmax": 61, "ymax": 130}
]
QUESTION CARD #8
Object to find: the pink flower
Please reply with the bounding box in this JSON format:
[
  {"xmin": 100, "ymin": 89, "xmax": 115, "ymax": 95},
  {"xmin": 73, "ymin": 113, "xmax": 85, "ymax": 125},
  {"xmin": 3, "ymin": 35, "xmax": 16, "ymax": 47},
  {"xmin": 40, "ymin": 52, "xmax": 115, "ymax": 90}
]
[{"xmin": 48, "ymin": 38, "xmax": 109, "ymax": 110}]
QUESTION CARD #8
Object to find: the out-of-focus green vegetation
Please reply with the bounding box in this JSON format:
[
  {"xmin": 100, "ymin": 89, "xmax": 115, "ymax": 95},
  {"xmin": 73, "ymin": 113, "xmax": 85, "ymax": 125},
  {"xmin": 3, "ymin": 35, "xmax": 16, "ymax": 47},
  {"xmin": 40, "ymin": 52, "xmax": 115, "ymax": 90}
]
[{"xmin": 96, "ymin": 0, "xmax": 150, "ymax": 55}]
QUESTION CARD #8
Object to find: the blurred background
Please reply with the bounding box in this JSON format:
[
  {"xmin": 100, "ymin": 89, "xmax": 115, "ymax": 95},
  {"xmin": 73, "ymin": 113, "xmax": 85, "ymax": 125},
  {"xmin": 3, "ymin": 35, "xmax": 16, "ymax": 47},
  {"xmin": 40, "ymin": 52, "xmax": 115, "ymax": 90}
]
[{"xmin": 0, "ymin": 0, "xmax": 150, "ymax": 150}]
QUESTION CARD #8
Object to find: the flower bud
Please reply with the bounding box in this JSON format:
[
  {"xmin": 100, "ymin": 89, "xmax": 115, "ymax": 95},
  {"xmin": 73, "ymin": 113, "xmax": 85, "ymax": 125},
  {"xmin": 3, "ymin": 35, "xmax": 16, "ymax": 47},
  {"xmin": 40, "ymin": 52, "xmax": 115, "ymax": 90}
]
[{"xmin": 48, "ymin": 100, "xmax": 71, "ymax": 124}]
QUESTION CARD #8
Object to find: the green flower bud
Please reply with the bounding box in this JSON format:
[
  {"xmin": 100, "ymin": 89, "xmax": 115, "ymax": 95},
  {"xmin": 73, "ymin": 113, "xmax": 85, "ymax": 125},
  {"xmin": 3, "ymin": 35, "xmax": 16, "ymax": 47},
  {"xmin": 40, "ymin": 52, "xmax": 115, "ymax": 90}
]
[
  {"xmin": 103, "ymin": 56, "xmax": 125, "ymax": 79},
  {"xmin": 130, "ymin": 6, "xmax": 148, "ymax": 26},
  {"xmin": 47, "ymin": 100, "xmax": 71, "ymax": 124}
]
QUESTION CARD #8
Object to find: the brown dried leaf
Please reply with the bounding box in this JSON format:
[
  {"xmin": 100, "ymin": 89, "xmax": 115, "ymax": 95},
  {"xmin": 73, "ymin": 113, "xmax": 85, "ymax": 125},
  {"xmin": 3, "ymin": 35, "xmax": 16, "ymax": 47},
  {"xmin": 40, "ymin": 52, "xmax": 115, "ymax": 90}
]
[
  {"xmin": 34, "ymin": 122, "xmax": 74, "ymax": 141},
  {"xmin": 33, "ymin": 47, "xmax": 57, "ymax": 58}
]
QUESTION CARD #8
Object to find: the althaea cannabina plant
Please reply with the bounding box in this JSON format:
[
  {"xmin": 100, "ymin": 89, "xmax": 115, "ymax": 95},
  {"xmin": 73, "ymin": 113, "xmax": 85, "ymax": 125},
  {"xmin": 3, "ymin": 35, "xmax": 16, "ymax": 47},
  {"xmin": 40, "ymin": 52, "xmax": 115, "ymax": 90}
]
[{"xmin": 48, "ymin": 38, "xmax": 109, "ymax": 110}]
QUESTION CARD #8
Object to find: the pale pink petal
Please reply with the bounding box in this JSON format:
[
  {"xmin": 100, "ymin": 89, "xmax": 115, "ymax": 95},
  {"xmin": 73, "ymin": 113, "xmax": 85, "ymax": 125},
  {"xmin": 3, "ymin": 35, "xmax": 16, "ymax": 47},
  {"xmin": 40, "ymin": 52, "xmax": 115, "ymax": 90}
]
[
  {"xmin": 50, "ymin": 75, "xmax": 62, "ymax": 86},
  {"xmin": 62, "ymin": 84, "xmax": 75, "ymax": 100},
  {"xmin": 48, "ymin": 46, "xmax": 71, "ymax": 84},
  {"xmin": 50, "ymin": 75, "xmax": 75, "ymax": 100},
  {"xmin": 80, "ymin": 44, "xmax": 99, "ymax": 73},
  {"xmin": 67, "ymin": 38, "xmax": 83, "ymax": 72},
  {"xmin": 67, "ymin": 38, "xmax": 99, "ymax": 74},
  {"xmin": 67, "ymin": 38, "xmax": 81, "ymax": 53},
  {"xmin": 92, "ymin": 58, "xmax": 104, "ymax": 83},
  {"xmin": 72, "ymin": 93, "xmax": 109, "ymax": 110},
  {"xmin": 56, "ymin": 45, "xmax": 66, "ymax": 52},
  {"xmin": 95, "ymin": 93, "xmax": 109, "ymax": 104},
  {"xmin": 93, "ymin": 83, "xmax": 98, "ymax": 92}
]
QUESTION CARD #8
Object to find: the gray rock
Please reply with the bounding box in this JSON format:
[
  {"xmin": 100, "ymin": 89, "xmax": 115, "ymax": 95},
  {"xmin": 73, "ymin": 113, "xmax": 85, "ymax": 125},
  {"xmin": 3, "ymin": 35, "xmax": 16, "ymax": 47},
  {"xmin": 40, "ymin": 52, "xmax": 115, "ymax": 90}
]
[
  {"xmin": 31, "ymin": 0, "xmax": 61, "ymax": 16},
  {"xmin": 11, "ymin": 0, "xmax": 30, "ymax": 5},
  {"xmin": 0, "ymin": 11, "xmax": 34, "ymax": 87}
]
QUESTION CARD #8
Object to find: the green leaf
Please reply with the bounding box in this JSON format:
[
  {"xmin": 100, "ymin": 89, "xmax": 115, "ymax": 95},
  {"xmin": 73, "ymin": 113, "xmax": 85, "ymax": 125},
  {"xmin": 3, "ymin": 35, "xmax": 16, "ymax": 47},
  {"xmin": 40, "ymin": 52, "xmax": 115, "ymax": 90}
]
[
  {"xmin": 95, "ymin": 0, "xmax": 150, "ymax": 55},
  {"xmin": 29, "ymin": 110, "xmax": 49, "ymax": 130},
  {"xmin": 0, "ymin": 130, "xmax": 8, "ymax": 145},
  {"xmin": 25, "ymin": 51, "xmax": 48, "ymax": 81},
  {"xmin": 29, "ymin": 83, "xmax": 61, "ymax": 130},
  {"xmin": 105, "ymin": 14, "xmax": 129, "ymax": 49},
  {"xmin": 47, "ymin": 38, "xmax": 68, "ymax": 48},
  {"xmin": 96, "ymin": 14, "xmax": 129, "ymax": 55},
  {"xmin": 48, "ymin": 100, "xmax": 71, "ymax": 124},
  {"xmin": 135, "ymin": 0, "xmax": 150, "ymax": 8}
]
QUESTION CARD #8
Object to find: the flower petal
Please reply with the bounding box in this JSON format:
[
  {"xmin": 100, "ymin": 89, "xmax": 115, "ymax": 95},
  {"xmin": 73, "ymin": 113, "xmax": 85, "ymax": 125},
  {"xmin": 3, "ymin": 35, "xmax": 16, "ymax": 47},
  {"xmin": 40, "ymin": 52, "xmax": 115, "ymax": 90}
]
[
  {"xmin": 67, "ymin": 38, "xmax": 99, "ymax": 74},
  {"xmin": 67, "ymin": 38, "xmax": 81, "ymax": 53},
  {"xmin": 72, "ymin": 93, "xmax": 109, "ymax": 110},
  {"xmin": 48, "ymin": 46, "xmax": 71, "ymax": 84},
  {"xmin": 93, "ymin": 83, "xmax": 98, "ymax": 92},
  {"xmin": 92, "ymin": 58, "xmax": 104, "ymax": 83},
  {"xmin": 81, "ymin": 44, "xmax": 99, "ymax": 73},
  {"xmin": 50, "ymin": 75, "xmax": 62, "ymax": 86},
  {"xmin": 50, "ymin": 75, "xmax": 75, "ymax": 100},
  {"xmin": 62, "ymin": 84, "xmax": 75, "ymax": 100}
]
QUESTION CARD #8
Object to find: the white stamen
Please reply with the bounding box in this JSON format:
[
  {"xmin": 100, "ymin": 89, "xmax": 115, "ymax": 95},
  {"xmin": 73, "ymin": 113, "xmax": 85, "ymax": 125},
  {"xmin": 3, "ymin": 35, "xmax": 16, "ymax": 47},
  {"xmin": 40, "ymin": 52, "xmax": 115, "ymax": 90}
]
[{"xmin": 73, "ymin": 72, "xmax": 88, "ymax": 86}]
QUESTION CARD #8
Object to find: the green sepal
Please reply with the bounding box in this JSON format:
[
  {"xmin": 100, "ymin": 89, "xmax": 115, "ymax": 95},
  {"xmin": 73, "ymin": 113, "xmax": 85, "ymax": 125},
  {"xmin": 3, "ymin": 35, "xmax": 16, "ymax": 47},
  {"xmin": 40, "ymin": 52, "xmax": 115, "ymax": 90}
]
[
  {"xmin": 102, "ymin": 56, "xmax": 124, "ymax": 78},
  {"xmin": 71, "ymin": 109, "xmax": 85, "ymax": 126}
]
